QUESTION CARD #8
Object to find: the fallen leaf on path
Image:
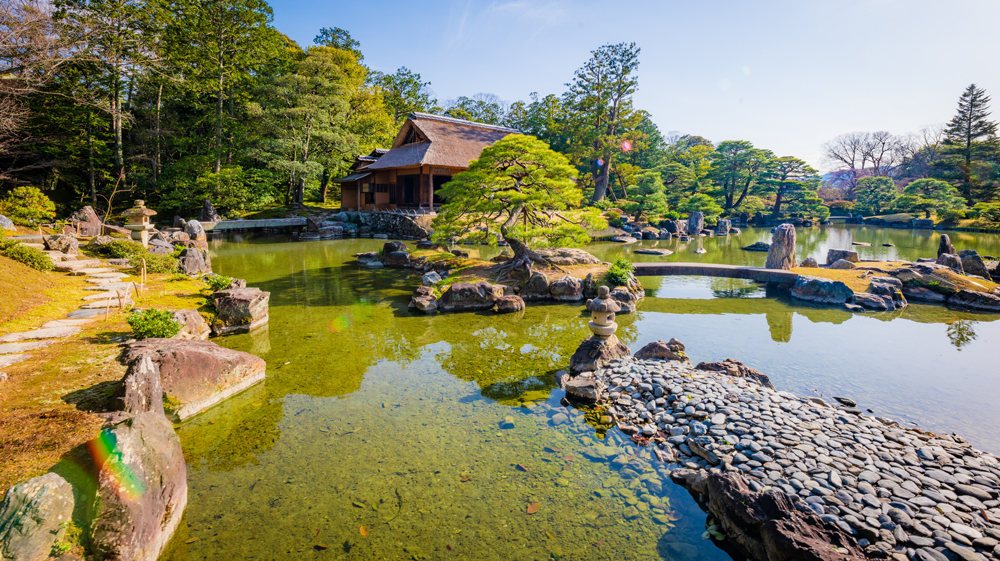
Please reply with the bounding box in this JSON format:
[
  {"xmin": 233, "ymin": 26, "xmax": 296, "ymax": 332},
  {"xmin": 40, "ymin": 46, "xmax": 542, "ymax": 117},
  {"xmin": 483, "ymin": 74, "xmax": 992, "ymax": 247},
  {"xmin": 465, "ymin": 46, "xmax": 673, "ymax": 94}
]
[
  {"xmin": 314, "ymin": 544, "xmax": 330, "ymax": 551},
  {"xmin": 526, "ymin": 502, "xmax": 540, "ymax": 515},
  {"xmin": 515, "ymin": 464, "xmax": 528, "ymax": 472},
  {"xmin": 184, "ymin": 538, "xmax": 199, "ymax": 544},
  {"xmin": 359, "ymin": 526, "xmax": 368, "ymax": 536}
]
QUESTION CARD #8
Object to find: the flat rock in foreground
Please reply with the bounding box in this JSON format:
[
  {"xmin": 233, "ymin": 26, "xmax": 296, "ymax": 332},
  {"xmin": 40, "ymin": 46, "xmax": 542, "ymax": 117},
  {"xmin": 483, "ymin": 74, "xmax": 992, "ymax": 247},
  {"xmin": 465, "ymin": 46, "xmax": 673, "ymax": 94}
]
[
  {"xmin": 0, "ymin": 472, "xmax": 75, "ymax": 561},
  {"xmin": 0, "ymin": 326, "xmax": 81, "ymax": 343},
  {"xmin": 119, "ymin": 338, "xmax": 266, "ymax": 421}
]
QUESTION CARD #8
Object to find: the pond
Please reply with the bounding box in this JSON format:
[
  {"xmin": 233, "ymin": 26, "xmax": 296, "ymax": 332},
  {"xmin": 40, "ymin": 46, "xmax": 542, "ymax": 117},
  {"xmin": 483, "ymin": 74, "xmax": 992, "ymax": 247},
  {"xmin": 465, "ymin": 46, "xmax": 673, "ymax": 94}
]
[{"xmin": 159, "ymin": 226, "xmax": 1000, "ymax": 561}]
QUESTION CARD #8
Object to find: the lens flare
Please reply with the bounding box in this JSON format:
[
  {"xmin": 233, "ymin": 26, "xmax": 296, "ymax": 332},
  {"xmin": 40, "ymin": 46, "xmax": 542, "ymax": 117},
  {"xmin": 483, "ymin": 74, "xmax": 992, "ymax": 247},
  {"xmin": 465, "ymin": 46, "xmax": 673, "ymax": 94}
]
[
  {"xmin": 86, "ymin": 429, "xmax": 145, "ymax": 500},
  {"xmin": 621, "ymin": 140, "xmax": 632, "ymax": 152},
  {"xmin": 596, "ymin": 159, "xmax": 605, "ymax": 167}
]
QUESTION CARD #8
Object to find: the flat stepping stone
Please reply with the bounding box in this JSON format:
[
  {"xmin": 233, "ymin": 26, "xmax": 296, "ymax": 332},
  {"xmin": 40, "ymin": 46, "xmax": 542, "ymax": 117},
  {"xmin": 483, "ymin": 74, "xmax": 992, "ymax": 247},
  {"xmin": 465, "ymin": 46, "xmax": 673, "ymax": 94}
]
[
  {"xmin": 69, "ymin": 268, "xmax": 117, "ymax": 275},
  {"xmin": 0, "ymin": 354, "xmax": 29, "ymax": 368},
  {"xmin": 44, "ymin": 251, "xmax": 71, "ymax": 263},
  {"xmin": 85, "ymin": 277, "xmax": 126, "ymax": 285},
  {"xmin": 83, "ymin": 290, "xmax": 131, "ymax": 301},
  {"xmin": 23, "ymin": 243, "xmax": 46, "ymax": 250},
  {"xmin": 0, "ymin": 340, "xmax": 56, "ymax": 355},
  {"xmin": 41, "ymin": 318, "xmax": 95, "ymax": 328},
  {"xmin": 634, "ymin": 249, "xmax": 674, "ymax": 256},
  {"xmin": 66, "ymin": 308, "xmax": 111, "ymax": 319},
  {"xmin": 0, "ymin": 326, "xmax": 80, "ymax": 343},
  {"xmin": 80, "ymin": 297, "xmax": 133, "ymax": 309},
  {"xmin": 55, "ymin": 259, "xmax": 102, "ymax": 272},
  {"xmin": 88, "ymin": 272, "xmax": 129, "ymax": 279},
  {"xmin": 83, "ymin": 283, "xmax": 138, "ymax": 292}
]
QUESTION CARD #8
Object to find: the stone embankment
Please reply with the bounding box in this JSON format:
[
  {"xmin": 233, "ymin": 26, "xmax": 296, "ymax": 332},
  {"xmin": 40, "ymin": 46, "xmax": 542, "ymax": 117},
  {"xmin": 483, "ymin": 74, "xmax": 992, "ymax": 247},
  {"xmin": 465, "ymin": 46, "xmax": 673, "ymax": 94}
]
[
  {"xmin": 563, "ymin": 344, "xmax": 1000, "ymax": 561},
  {"xmin": 298, "ymin": 210, "xmax": 433, "ymax": 241}
]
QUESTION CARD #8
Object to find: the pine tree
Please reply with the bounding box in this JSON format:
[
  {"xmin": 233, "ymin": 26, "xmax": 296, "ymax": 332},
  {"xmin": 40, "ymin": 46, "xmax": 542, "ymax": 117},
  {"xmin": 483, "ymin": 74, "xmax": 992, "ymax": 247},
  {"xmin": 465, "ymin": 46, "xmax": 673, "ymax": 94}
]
[{"xmin": 943, "ymin": 84, "xmax": 998, "ymax": 199}]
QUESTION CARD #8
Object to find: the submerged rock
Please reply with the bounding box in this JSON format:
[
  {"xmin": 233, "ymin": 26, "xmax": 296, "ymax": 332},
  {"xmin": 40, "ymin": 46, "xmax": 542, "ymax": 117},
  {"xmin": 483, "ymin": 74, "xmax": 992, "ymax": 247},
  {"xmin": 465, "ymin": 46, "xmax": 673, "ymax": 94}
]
[
  {"xmin": 0, "ymin": 473, "xmax": 75, "ymax": 561},
  {"xmin": 494, "ymin": 295, "xmax": 525, "ymax": 313},
  {"xmin": 549, "ymin": 276, "xmax": 584, "ymax": 301},
  {"xmin": 518, "ymin": 272, "xmax": 550, "ymax": 301},
  {"xmin": 439, "ymin": 281, "xmax": 504, "ymax": 311},
  {"xmin": 742, "ymin": 241, "xmax": 770, "ymax": 252}
]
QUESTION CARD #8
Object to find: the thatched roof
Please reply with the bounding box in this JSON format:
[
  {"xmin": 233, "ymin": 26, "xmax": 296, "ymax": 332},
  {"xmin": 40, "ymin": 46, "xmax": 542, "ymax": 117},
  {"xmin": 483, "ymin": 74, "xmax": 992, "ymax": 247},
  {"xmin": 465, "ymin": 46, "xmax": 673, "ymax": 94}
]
[{"xmin": 366, "ymin": 113, "xmax": 519, "ymax": 171}]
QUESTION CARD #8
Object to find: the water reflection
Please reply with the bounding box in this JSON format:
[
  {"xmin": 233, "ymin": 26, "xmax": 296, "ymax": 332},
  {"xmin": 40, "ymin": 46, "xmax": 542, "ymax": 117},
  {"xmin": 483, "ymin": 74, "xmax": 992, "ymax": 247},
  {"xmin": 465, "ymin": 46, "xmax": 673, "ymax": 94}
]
[{"xmin": 946, "ymin": 320, "xmax": 979, "ymax": 351}]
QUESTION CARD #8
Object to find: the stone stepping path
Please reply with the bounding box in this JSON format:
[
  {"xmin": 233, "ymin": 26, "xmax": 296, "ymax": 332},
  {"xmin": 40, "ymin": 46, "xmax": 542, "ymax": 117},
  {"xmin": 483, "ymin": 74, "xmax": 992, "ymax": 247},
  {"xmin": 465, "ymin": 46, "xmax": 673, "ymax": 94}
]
[
  {"xmin": 80, "ymin": 297, "xmax": 133, "ymax": 309},
  {"xmin": 85, "ymin": 277, "xmax": 127, "ymax": 285},
  {"xmin": 66, "ymin": 308, "xmax": 111, "ymax": 319},
  {"xmin": 69, "ymin": 268, "xmax": 118, "ymax": 276},
  {"xmin": 40, "ymin": 319, "xmax": 95, "ymax": 329},
  {"xmin": 55, "ymin": 259, "xmax": 102, "ymax": 272},
  {"xmin": 0, "ymin": 340, "xmax": 56, "ymax": 355},
  {"xmin": 82, "ymin": 290, "xmax": 131, "ymax": 301},
  {"xmin": 44, "ymin": 251, "xmax": 75, "ymax": 263},
  {"xmin": 0, "ymin": 354, "xmax": 28, "ymax": 368},
  {"xmin": 83, "ymin": 283, "xmax": 136, "ymax": 292},
  {"xmin": 89, "ymin": 272, "xmax": 129, "ymax": 279},
  {"xmin": 0, "ymin": 326, "xmax": 81, "ymax": 343}
]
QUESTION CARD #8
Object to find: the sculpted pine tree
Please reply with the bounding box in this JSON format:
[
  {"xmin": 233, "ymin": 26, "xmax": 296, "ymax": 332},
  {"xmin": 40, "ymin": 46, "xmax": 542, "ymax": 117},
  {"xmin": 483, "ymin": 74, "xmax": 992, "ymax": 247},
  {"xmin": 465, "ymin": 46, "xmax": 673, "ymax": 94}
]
[{"xmin": 431, "ymin": 135, "xmax": 604, "ymax": 277}]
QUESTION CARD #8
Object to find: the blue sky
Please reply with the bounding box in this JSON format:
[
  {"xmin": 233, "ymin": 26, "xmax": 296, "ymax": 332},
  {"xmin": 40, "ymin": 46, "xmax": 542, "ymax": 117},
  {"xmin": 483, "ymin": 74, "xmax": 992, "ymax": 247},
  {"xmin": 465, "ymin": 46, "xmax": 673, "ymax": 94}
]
[{"xmin": 272, "ymin": 0, "xmax": 1000, "ymax": 171}]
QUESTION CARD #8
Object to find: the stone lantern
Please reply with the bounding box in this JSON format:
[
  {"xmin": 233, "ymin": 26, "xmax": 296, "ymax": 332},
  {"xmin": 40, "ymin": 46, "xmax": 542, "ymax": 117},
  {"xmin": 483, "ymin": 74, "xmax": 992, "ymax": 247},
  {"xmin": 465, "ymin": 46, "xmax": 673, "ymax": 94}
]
[
  {"xmin": 122, "ymin": 200, "xmax": 157, "ymax": 247},
  {"xmin": 587, "ymin": 286, "xmax": 621, "ymax": 340}
]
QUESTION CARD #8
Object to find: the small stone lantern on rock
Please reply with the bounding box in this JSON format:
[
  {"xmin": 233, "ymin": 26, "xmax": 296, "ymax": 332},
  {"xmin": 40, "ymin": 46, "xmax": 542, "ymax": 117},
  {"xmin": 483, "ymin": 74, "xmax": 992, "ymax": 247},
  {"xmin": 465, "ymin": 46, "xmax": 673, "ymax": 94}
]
[
  {"xmin": 588, "ymin": 286, "xmax": 620, "ymax": 340},
  {"xmin": 122, "ymin": 200, "xmax": 157, "ymax": 247}
]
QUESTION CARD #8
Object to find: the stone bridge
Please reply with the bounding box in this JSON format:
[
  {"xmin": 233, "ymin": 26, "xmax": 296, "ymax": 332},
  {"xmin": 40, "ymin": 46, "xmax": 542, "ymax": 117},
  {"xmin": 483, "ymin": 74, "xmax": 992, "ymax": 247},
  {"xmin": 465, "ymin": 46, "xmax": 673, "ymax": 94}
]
[{"xmin": 633, "ymin": 262, "xmax": 800, "ymax": 286}]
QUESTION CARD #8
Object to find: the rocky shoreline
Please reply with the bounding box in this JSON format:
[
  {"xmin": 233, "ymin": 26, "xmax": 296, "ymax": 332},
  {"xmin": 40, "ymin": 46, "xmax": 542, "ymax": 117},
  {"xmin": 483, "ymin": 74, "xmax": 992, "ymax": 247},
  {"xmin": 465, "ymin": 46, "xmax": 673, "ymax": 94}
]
[{"xmin": 562, "ymin": 343, "xmax": 1000, "ymax": 561}]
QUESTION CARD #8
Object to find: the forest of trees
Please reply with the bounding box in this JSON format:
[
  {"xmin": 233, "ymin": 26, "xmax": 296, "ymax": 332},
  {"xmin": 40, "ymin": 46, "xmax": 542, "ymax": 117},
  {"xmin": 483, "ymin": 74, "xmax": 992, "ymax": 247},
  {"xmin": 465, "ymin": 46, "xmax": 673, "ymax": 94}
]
[{"xmin": 1, "ymin": 0, "xmax": 997, "ymax": 225}]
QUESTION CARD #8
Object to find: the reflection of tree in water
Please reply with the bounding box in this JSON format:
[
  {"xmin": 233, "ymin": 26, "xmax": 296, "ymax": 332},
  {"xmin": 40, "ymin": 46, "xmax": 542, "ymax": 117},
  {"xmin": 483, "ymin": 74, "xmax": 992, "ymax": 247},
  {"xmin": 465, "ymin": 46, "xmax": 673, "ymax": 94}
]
[
  {"xmin": 709, "ymin": 277, "xmax": 765, "ymax": 299},
  {"xmin": 766, "ymin": 310, "xmax": 793, "ymax": 343},
  {"xmin": 946, "ymin": 320, "xmax": 978, "ymax": 351}
]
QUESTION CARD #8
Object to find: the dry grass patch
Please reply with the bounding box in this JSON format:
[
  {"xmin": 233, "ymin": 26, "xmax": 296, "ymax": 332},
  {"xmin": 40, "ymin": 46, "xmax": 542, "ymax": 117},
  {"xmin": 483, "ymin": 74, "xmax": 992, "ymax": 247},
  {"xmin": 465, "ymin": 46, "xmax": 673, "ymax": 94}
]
[{"xmin": 792, "ymin": 260, "xmax": 1000, "ymax": 294}]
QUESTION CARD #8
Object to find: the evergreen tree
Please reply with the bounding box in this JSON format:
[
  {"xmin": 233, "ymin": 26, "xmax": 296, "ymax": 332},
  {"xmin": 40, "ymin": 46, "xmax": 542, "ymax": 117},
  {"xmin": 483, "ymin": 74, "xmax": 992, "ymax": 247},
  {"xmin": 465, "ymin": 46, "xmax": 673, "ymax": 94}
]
[
  {"xmin": 943, "ymin": 84, "xmax": 998, "ymax": 200},
  {"xmin": 855, "ymin": 176, "xmax": 898, "ymax": 215},
  {"xmin": 767, "ymin": 156, "xmax": 823, "ymax": 217},
  {"xmin": 372, "ymin": 67, "xmax": 436, "ymax": 126}
]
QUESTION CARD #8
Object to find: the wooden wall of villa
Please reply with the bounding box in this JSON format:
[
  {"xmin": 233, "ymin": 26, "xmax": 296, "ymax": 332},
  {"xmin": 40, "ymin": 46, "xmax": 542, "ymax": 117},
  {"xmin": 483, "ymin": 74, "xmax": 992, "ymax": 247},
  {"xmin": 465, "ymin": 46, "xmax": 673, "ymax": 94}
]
[{"xmin": 340, "ymin": 164, "xmax": 461, "ymax": 212}]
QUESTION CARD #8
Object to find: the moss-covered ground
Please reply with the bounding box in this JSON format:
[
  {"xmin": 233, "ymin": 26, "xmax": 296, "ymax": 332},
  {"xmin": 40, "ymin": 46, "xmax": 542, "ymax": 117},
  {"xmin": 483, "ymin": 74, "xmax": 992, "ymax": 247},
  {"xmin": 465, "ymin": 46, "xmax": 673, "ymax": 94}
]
[{"xmin": 791, "ymin": 260, "xmax": 1000, "ymax": 293}]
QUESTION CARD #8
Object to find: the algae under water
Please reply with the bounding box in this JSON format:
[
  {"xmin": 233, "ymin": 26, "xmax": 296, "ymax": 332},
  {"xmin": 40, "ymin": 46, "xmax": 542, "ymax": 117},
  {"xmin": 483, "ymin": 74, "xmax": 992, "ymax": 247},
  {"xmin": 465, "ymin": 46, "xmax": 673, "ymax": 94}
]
[{"xmin": 160, "ymin": 226, "xmax": 1000, "ymax": 561}]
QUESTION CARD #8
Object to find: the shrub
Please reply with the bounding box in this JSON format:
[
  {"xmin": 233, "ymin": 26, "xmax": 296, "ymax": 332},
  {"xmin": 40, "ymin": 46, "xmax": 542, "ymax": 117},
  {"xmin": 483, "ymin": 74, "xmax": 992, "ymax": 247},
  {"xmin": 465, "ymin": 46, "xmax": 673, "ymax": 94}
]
[
  {"xmin": 4, "ymin": 243, "xmax": 54, "ymax": 271},
  {"xmin": 0, "ymin": 239, "xmax": 20, "ymax": 251},
  {"xmin": 939, "ymin": 209, "xmax": 966, "ymax": 223},
  {"xmin": 605, "ymin": 256, "xmax": 634, "ymax": 287},
  {"xmin": 0, "ymin": 186, "xmax": 56, "ymax": 226},
  {"xmin": 127, "ymin": 308, "xmax": 182, "ymax": 340},
  {"xmin": 605, "ymin": 210, "xmax": 625, "ymax": 228},
  {"xmin": 204, "ymin": 274, "xmax": 233, "ymax": 292},
  {"xmin": 827, "ymin": 200, "xmax": 855, "ymax": 213},
  {"xmin": 100, "ymin": 239, "xmax": 146, "ymax": 259},
  {"xmin": 134, "ymin": 252, "xmax": 178, "ymax": 274}
]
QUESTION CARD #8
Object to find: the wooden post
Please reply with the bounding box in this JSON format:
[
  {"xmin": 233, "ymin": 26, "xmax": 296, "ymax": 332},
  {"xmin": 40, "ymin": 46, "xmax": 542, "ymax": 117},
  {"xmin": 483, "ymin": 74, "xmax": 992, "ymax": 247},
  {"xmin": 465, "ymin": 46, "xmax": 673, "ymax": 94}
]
[{"xmin": 429, "ymin": 169, "xmax": 435, "ymax": 212}]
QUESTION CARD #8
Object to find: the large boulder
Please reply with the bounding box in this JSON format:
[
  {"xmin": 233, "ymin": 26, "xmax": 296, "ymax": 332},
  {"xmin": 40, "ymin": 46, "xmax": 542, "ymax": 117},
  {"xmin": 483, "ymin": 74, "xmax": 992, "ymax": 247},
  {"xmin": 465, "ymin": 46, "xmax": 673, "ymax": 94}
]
[
  {"xmin": 869, "ymin": 276, "xmax": 907, "ymax": 309},
  {"xmin": 568, "ymin": 335, "xmax": 631, "ymax": 374},
  {"xmin": 171, "ymin": 309, "xmax": 210, "ymax": 340},
  {"xmin": 686, "ymin": 212, "xmax": 705, "ymax": 235},
  {"xmin": 184, "ymin": 219, "xmax": 207, "ymax": 241},
  {"xmin": 800, "ymin": 257, "xmax": 818, "ymax": 267},
  {"xmin": 828, "ymin": 259, "xmax": 856, "ymax": 270},
  {"xmin": 119, "ymin": 338, "xmax": 266, "ymax": 421},
  {"xmin": 581, "ymin": 273, "xmax": 599, "ymax": 299},
  {"xmin": 211, "ymin": 287, "xmax": 270, "ymax": 335},
  {"xmin": 148, "ymin": 238, "xmax": 174, "ymax": 255},
  {"xmin": 518, "ymin": 272, "xmax": 550, "ymax": 301},
  {"xmin": 0, "ymin": 473, "xmax": 75, "ymax": 561},
  {"xmin": 609, "ymin": 285, "xmax": 643, "ymax": 313},
  {"xmin": 959, "ymin": 249, "xmax": 991, "ymax": 279},
  {"xmin": 902, "ymin": 287, "xmax": 947, "ymax": 302},
  {"xmin": 494, "ymin": 295, "xmax": 525, "ymax": 313},
  {"xmin": 44, "ymin": 234, "xmax": 79, "ymax": 255},
  {"xmin": 88, "ymin": 235, "xmax": 114, "ymax": 250},
  {"xmin": 68, "ymin": 206, "xmax": 103, "ymax": 236},
  {"xmin": 662, "ymin": 220, "xmax": 678, "ymax": 234},
  {"xmin": 439, "ymin": 281, "xmax": 504, "ymax": 312},
  {"xmin": 765, "ymin": 224, "xmax": 796, "ymax": 270},
  {"xmin": 936, "ymin": 253, "xmax": 964, "ymax": 274},
  {"xmin": 356, "ymin": 252, "xmax": 381, "ymax": 267},
  {"xmin": 715, "ymin": 219, "xmax": 731, "ymax": 235},
  {"xmin": 199, "ymin": 198, "xmax": 222, "ymax": 222},
  {"xmin": 938, "ymin": 234, "xmax": 956, "ymax": 257},
  {"xmin": 382, "ymin": 241, "xmax": 407, "ymax": 254},
  {"xmin": 790, "ymin": 276, "xmax": 854, "ymax": 305},
  {"xmin": 695, "ymin": 358, "xmax": 775, "ymax": 390},
  {"xmin": 178, "ymin": 248, "xmax": 212, "ymax": 275},
  {"xmin": 853, "ymin": 292, "xmax": 895, "ymax": 311},
  {"xmin": 383, "ymin": 251, "xmax": 410, "ymax": 268},
  {"xmin": 948, "ymin": 289, "xmax": 1000, "ymax": 313},
  {"xmin": 668, "ymin": 472, "xmax": 865, "ymax": 561},
  {"xmin": 634, "ymin": 339, "xmax": 687, "ymax": 361},
  {"xmin": 826, "ymin": 249, "xmax": 858, "ymax": 264},
  {"xmin": 112, "ymin": 354, "xmax": 165, "ymax": 416},
  {"xmin": 0, "ymin": 215, "xmax": 14, "ymax": 231},
  {"xmin": 532, "ymin": 248, "xmax": 601, "ymax": 266},
  {"xmin": 548, "ymin": 276, "xmax": 584, "ymax": 301},
  {"xmin": 89, "ymin": 412, "xmax": 187, "ymax": 561},
  {"xmin": 409, "ymin": 286, "xmax": 438, "ymax": 314},
  {"xmin": 171, "ymin": 239, "xmax": 208, "ymax": 251}
]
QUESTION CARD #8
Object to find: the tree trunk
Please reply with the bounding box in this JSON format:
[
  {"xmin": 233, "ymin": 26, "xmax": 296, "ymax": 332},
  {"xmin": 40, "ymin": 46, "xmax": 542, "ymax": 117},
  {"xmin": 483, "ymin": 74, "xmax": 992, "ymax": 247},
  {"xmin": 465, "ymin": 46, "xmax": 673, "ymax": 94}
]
[
  {"xmin": 592, "ymin": 160, "xmax": 611, "ymax": 202},
  {"xmin": 772, "ymin": 191, "xmax": 784, "ymax": 217},
  {"xmin": 112, "ymin": 67, "xmax": 123, "ymax": 172},
  {"xmin": 87, "ymin": 113, "xmax": 96, "ymax": 206},
  {"xmin": 320, "ymin": 169, "xmax": 329, "ymax": 203},
  {"xmin": 214, "ymin": 30, "xmax": 224, "ymax": 176},
  {"xmin": 154, "ymin": 83, "xmax": 162, "ymax": 186}
]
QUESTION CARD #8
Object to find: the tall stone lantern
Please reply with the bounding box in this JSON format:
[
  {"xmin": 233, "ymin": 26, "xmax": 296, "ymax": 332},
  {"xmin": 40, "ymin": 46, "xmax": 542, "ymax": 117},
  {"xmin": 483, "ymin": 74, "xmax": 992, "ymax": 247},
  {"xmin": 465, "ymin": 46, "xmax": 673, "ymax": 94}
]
[
  {"xmin": 587, "ymin": 286, "xmax": 621, "ymax": 340},
  {"xmin": 122, "ymin": 200, "xmax": 157, "ymax": 247}
]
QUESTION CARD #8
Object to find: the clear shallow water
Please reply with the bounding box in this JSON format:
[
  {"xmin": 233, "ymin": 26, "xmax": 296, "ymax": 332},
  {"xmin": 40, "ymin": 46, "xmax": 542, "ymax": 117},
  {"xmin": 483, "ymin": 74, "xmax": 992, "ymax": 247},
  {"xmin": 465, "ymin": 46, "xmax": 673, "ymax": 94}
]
[{"xmin": 160, "ymin": 227, "xmax": 1000, "ymax": 561}]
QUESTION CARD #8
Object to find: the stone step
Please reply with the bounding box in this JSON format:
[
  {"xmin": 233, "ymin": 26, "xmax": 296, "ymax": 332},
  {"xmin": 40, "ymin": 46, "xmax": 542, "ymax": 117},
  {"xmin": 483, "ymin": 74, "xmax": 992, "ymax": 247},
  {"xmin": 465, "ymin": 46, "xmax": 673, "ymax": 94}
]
[
  {"xmin": 0, "ymin": 340, "xmax": 56, "ymax": 355},
  {"xmin": 41, "ymin": 318, "xmax": 95, "ymax": 329},
  {"xmin": 83, "ymin": 283, "xmax": 139, "ymax": 292},
  {"xmin": 24, "ymin": 243, "xmax": 45, "ymax": 250},
  {"xmin": 43, "ymin": 251, "xmax": 72, "ymax": 263},
  {"xmin": 67, "ymin": 308, "xmax": 111, "ymax": 319},
  {"xmin": 55, "ymin": 259, "xmax": 102, "ymax": 272},
  {"xmin": 83, "ymin": 290, "xmax": 131, "ymax": 301},
  {"xmin": 88, "ymin": 273, "xmax": 129, "ymax": 279},
  {"xmin": 69, "ymin": 268, "xmax": 117, "ymax": 276},
  {"xmin": 80, "ymin": 297, "xmax": 134, "ymax": 309},
  {"xmin": 0, "ymin": 354, "xmax": 28, "ymax": 368},
  {"xmin": 85, "ymin": 277, "xmax": 127, "ymax": 285},
  {"xmin": 0, "ymin": 326, "xmax": 80, "ymax": 343}
]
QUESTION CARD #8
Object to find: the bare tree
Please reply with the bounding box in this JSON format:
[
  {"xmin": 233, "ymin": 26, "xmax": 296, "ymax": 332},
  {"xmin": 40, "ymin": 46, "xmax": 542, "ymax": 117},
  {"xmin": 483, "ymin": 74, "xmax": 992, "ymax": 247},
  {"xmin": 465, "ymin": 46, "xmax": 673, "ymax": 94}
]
[
  {"xmin": 862, "ymin": 131, "xmax": 903, "ymax": 176},
  {"xmin": 897, "ymin": 125, "xmax": 945, "ymax": 180},
  {"xmin": 823, "ymin": 132, "xmax": 869, "ymax": 198}
]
